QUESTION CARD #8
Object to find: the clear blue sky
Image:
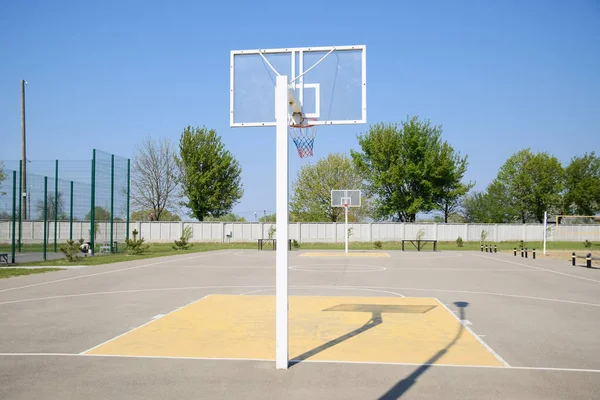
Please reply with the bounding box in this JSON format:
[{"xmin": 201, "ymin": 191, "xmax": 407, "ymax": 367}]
[{"xmin": 1, "ymin": 0, "xmax": 598, "ymax": 221}]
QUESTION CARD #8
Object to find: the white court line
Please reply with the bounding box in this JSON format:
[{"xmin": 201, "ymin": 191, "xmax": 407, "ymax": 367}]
[
  {"xmin": 79, "ymin": 294, "xmax": 213, "ymax": 354},
  {"xmin": 1, "ymin": 352, "xmax": 600, "ymax": 373},
  {"xmin": 2, "ymin": 284, "xmax": 600, "ymax": 308},
  {"xmin": 0, "ymin": 251, "xmax": 231, "ymax": 294},
  {"xmin": 436, "ymin": 299, "xmax": 510, "ymax": 367},
  {"xmin": 473, "ymin": 254, "xmax": 600, "ymax": 284},
  {"xmin": 240, "ymin": 287, "xmax": 405, "ymax": 298}
]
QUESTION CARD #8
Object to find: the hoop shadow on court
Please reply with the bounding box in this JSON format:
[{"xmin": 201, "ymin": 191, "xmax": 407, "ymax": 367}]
[
  {"xmin": 290, "ymin": 304, "xmax": 437, "ymax": 366},
  {"xmin": 377, "ymin": 301, "xmax": 469, "ymax": 399}
]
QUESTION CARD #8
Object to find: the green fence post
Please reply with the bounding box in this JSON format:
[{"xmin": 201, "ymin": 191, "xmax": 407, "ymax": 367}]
[
  {"xmin": 110, "ymin": 154, "xmax": 114, "ymax": 253},
  {"xmin": 69, "ymin": 180, "xmax": 74, "ymax": 241},
  {"xmin": 90, "ymin": 150, "xmax": 96, "ymax": 255},
  {"xmin": 126, "ymin": 158, "xmax": 130, "ymax": 241},
  {"xmin": 54, "ymin": 159, "xmax": 58, "ymax": 252},
  {"xmin": 18, "ymin": 160, "xmax": 22, "ymax": 252},
  {"xmin": 11, "ymin": 171, "xmax": 17, "ymax": 264},
  {"xmin": 43, "ymin": 176, "xmax": 48, "ymax": 261}
]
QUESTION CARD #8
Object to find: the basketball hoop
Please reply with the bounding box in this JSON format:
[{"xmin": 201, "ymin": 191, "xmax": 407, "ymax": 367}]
[{"xmin": 289, "ymin": 115, "xmax": 318, "ymax": 158}]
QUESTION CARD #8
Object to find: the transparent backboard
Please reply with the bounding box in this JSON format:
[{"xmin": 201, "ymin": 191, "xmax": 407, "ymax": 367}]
[
  {"xmin": 230, "ymin": 45, "xmax": 366, "ymax": 127},
  {"xmin": 331, "ymin": 190, "xmax": 361, "ymax": 207}
]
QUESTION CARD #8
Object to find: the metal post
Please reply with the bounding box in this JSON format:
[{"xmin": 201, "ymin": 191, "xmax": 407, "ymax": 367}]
[
  {"xmin": 90, "ymin": 150, "xmax": 96, "ymax": 255},
  {"xmin": 69, "ymin": 181, "xmax": 73, "ymax": 241},
  {"xmin": 110, "ymin": 154, "xmax": 114, "ymax": 253},
  {"xmin": 126, "ymin": 158, "xmax": 130, "ymax": 241},
  {"xmin": 586, "ymin": 253, "xmax": 592, "ymax": 268},
  {"xmin": 543, "ymin": 211, "xmax": 547, "ymax": 256},
  {"xmin": 18, "ymin": 160, "xmax": 22, "ymax": 252},
  {"xmin": 514, "ymin": 248, "xmax": 516, "ymax": 256},
  {"xmin": 533, "ymin": 248, "xmax": 536, "ymax": 260},
  {"xmin": 21, "ymin": 80, "xmax": 27, "ymax": 220},
  {"xmin": 11, "ymin": 171, "xmax": 17, "ymax": 264},
  {"xmin": 572, "ymin": 252, "xmax": 576, "ymax": 266},
  {"xmin": 54, "ymin": 160, "xmax": 58, "ymax": 252},
  {"xmin": 275, "ymin": 75, "xmax": 289, "ymax": 370},
  {"xmin": 43, "ymin": 177, "xmax": 47, "ymax": 261},
  {"xmin": 345, "ymin": 205, "xmax": 349, "ymax": 254}
]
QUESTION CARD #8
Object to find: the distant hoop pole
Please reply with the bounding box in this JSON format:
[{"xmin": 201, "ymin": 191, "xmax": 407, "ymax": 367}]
[
  {"xmin": 345, "ymin": 203, "xmax": 349, "ymax": 254},
  {"xmin": 543, "ymin": 211, "xmax": 547, "ymax": 256}
]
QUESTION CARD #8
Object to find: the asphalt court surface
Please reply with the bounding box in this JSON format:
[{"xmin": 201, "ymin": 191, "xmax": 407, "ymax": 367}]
[{"xmin": 1, "ymin": 249, "xmax": 600, "ymax": 399}]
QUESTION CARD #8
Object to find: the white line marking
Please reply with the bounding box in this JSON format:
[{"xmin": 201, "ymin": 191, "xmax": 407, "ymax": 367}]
[
  {"xmin": 0, "ymin": 252, "xmax": 230, "ymax": 294},
  {"xmin": 290, "ymin": 265, "xmax": 387, "ymax": 272},
  {"xmin": 1, "ymin": 353, "xmax": 600, "ymax": 373},
  {"xmin": 472, "ymin": 254, "xmax": 600, "ymax": 284},
  {"xmin": 461, "ymin": 320, "xmax": 472, "ymax": 326},
  {"xmin": 2, "ymin": 284, "xmax": 600, "ymax": 308},
  {"xmin": 436, "ymin": 299, "xmax": 510, "ymax": 367},
  {"xmin": 79, "ymin": 294, "xmax": 213, "ymax": 354},
  {"xmin": 479, "ymin": 335, "xmax": 487, "ymax": 338},
  {"xmin": 240, "ymin": 287, "xmax": 405, "ymax": 297},
  {"xmin": 152, "ymin": 314, "xmax": 165, "ymax": 320}
]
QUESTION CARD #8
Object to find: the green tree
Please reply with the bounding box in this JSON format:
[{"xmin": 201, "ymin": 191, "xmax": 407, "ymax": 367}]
[
  {"xmin": 351, "ymin": 116, "xmax": 467, "ymax": 222},
  {"xmin": 131, "ymin": 209, "xmax": 181, "ymax": 221},
  {"xmin": 563, "ymin": 152, "xmax": 600, "ymax": 215},
  {"xmin": 203, "ymin": 213, "xmax": 246, "ymax": 222},
  {"xmin": 462, "ymin": 182, "xmax": 518, "ymax": 223},
  {"xmin": 85, "ymin": 206, "xmax": 111, "ymax": 221},
  {"xmin": 290, "ymin": 153, "xmax": 367, "ymax": 222},
  {"xmin": 434, "ymin": 142, "xmax": 473, "ymax": 222},
  {"xmin": 494, "ymin": 149, "xmax": 563, "ymax": 223},
  {"xmin": 259, "ymin": 213, "xmax": 276, "ymax": 222},
  {"xmin": 176, "ymin": 126, "xmax": 243, "ymax": 221}
]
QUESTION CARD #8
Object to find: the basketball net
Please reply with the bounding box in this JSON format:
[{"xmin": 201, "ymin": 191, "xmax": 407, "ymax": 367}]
[{"xmin": 289, "ymin": 115, "xmax": 318, "ymax": 158}]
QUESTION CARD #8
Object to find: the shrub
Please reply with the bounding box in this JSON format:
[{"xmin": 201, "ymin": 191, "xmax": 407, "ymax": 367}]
[
  {"xmin": 456, "ymin": 236, "xmax": 463, "ymax": 247},
  {"xmin": 268, "ymin": 225, "xmax": 276, "ymax": 239},
  {"xmin": 584, "ymin": 240, "xmax": 592, "ymax": 248},
  {"xmin": 480, "ymin": 230, "xmax": 488, "ymax": 245},
  {"xmin": 416, "ymin": 228, "xmax": 425, "ymax": 240},
  {"xmin": 292, "ymin": 239, "xmax": 300, "ymax": 249},
  {"xmin": 125, "ymin": 229, "xmax": 149, "ymax": 255},
  {"xmin": 374, "ymin": 240, "xmax": 383, "ymax": 249},
  {"xmin": 60, "ymin": 238, "xmax": 85, "ymax": 262},
  {"xmin": 519, "ymin": 240, "xmax": 525, "ymax": 249},
  {"xmin": 173, "ymin": 225, "xmax": 193, "ymax": 250}
]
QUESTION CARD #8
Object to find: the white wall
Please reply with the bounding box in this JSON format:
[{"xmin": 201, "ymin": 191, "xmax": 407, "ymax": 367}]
[{"xmin": 1, "ymin": 221, "xmax": 599, "ymax": 243}]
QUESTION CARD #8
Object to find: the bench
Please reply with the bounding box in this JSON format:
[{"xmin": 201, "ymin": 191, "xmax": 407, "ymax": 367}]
[
  {"xmin": 401, "ymin": 239, "xmax": 438, "ymax": 252},
  {"xmin": 257, "ymin": 239, "xmax": 292, "ymax": 251},
  {"xmin": 0, "ymin": 253, "xmax": 8, "ymax": 265}
]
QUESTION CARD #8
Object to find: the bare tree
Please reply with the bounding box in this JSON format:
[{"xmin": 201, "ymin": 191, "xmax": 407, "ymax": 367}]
[{"xmin": 131, "ymin": 136, "xmax": 179, "ymax": 220}]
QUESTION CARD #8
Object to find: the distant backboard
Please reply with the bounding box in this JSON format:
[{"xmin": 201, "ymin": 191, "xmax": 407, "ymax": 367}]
[
  {"xmin": 230, "ymin": 45, "xmax": 366, "ymax": 127},
  {"xmin": 331, "ymin": 190, "xmax": 361, "ymax": 208}
]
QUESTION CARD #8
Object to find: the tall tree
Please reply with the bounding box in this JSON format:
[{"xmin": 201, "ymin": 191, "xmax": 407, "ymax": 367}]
[
  {"xmin": 351, "ymin": 116, "xmax": 468, "ymax": 222},
  {"xmin": 290, "ymin": 153, "xmax": 368, "ymax": 222},
  {"xmin": 35, "ymin": 192, "xmax": 66, "ymax": 220},
  {"xmin": 494, "ymin": 149, "xmax": 563, "ymax": 223},
  {"xmin": 563, "ymin": 152, "xmax": 600, "ymax": 216},
  {"xmin": 434, "ymin": 142, "xmax": 473, "ymax": 222},
  {"xmin": 131, "ymin": 136, "xmax": 179, "ymax": 221},
  {"xmin": 176, "ymin": 126, "xmax": 243, "ymax": 221}
]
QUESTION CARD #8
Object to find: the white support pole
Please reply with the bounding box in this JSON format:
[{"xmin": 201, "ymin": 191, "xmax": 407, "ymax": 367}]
[
  {"xmin": 275, "ymin": 75, "xmax": 289, "ymax": 370},
  {"xmin": 543, "ymin": 211, "xmax": 547, "ymax": 256},
  {"xmin": 345, "ymin": 206, "xmax": 349, "ymax": 253}
]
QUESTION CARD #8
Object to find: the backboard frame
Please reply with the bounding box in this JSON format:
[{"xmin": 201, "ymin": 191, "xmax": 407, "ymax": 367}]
[
  {"xmin": 230, "ymin": 45, "xmax": 366, "ymax": 128},
  {"xmin": 331, "ymin": 189, "xmax": 362, "ymax": 208}
]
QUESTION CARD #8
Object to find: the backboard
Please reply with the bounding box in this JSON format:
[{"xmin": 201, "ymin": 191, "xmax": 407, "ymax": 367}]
[
  {"xmin": 331, "ymin": 190, "xmax": 361, "ymax": 208},
  {"xmin": 230, "ymin": 45, "xmax": 366, "ymax": 127}
]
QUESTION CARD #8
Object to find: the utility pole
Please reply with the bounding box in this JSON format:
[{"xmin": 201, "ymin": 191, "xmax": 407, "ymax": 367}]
[{"xmin": 21, "ymin": 80, "xmax": 27, "ymax": 220}]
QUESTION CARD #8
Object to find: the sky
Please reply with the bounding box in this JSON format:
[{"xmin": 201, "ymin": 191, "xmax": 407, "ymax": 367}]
[{"xmin": 1, "ymin": 0, "xmax": 599, "ymax": 221}]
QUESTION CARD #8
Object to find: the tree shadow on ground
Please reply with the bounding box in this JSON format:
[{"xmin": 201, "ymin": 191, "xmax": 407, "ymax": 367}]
[{"xmin": 377, "ymin": 301, "xmax": 469, "ymax": 399}]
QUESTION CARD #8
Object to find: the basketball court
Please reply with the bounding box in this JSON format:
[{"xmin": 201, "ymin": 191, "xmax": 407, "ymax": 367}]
[{"xmin": 1, "ymin": 249, "xmax": 600, "ymax": 399}]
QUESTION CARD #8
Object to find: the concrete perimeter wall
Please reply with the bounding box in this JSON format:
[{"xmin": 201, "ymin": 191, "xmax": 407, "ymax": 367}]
[{"xmin": 1, "ymin": 221, "xmax": 599, "ymax": 244}]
